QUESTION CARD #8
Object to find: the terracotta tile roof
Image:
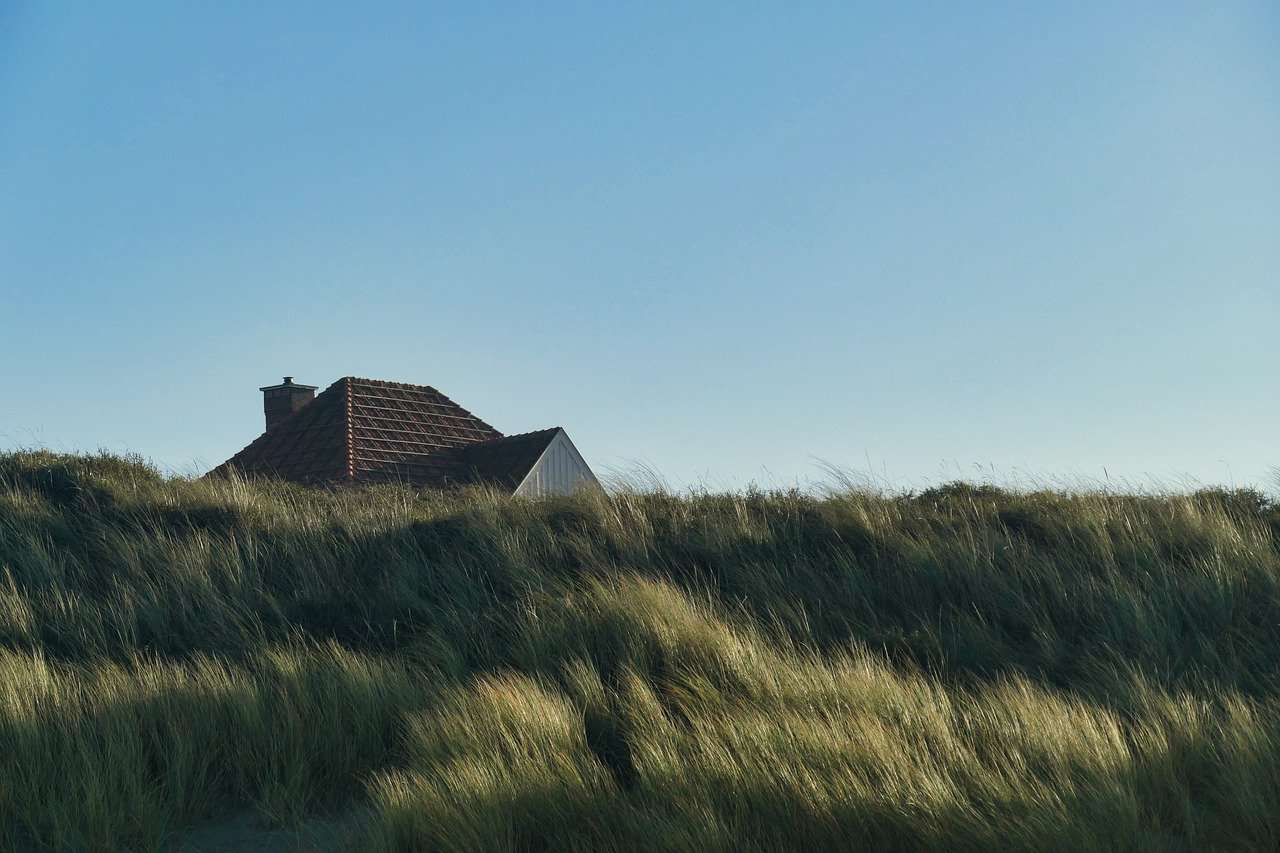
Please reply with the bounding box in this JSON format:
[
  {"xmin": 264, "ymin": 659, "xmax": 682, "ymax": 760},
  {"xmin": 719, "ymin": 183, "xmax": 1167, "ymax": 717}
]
[
  {"xmin": 211, "ymin": 377, "xmax": 560, "ymax": 492},
  {"xmin": 345, "ymin": 377, "xmax": 501, "ymax": 484}
]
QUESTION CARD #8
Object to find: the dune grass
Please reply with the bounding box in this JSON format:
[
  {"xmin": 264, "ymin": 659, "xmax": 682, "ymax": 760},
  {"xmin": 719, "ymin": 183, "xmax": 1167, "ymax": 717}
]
[{"xmin": 2, "ymin": 450, "xmax": 1280, "ymax": 851}]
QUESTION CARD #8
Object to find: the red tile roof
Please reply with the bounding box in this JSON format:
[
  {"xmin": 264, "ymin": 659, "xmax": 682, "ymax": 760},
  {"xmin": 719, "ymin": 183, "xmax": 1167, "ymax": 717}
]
[
  {"xmin": 345, "ymin": 377, "xmax": 500, "ymax": 483},
  {"xmin": 210, "ymin": 377, "xmax": 559, "ymax": 491}
]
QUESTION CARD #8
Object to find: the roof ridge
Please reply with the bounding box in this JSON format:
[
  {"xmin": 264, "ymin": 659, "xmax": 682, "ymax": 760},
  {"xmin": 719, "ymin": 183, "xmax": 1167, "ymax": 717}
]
[
  {"xmin": 343, "ymin": 376, "xmax": 440, "ymax": 393},
  {"xmin": 343, "ymin": 377, "xmax": 354, "ymax": 481},
  {"xmin": 467, "ymin": 426, "xmax": 562, "ymax": 446}
]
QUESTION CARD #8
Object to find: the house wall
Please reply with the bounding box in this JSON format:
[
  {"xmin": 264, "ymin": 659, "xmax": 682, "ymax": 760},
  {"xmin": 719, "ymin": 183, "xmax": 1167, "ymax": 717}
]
[{"xmin": 514, "ymin": 431, "xmax": 598, "ymax": 497}]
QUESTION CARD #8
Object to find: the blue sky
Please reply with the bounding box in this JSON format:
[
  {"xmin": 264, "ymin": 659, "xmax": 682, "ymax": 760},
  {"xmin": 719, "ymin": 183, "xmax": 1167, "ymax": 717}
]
[{"xmin": 2, "ymin": 2, "xmax": 1277, "ymax": 491}]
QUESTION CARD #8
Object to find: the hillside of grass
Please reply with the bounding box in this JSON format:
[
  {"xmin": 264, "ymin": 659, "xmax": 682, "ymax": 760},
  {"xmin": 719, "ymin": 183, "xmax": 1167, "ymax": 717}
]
[{"xmin": 3, "ymin": 451, "xmax": 1280, "ymax": 851}]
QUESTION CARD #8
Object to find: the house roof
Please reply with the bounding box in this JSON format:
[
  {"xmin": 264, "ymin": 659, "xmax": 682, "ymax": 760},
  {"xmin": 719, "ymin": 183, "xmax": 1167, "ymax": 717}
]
[
  {"xmin": 346, "ymin": 377, "xmax": 501, "ymax": 483},
  {"xmin": 210, "ymin": 377, "xmax": 556, "ymax": 489}
]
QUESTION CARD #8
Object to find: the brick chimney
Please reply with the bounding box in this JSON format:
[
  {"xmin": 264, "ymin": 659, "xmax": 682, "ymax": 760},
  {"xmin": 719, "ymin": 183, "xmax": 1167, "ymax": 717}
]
[{"xmin": 259, "ymin": 376, "xmax": 317, "ymax": 431}]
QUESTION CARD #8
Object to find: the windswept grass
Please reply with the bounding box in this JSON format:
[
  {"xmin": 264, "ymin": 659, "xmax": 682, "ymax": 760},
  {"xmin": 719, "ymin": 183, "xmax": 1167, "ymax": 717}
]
[{"xmin": 2, "ymin": 450, "xmax": 1280, "ymax": 850}]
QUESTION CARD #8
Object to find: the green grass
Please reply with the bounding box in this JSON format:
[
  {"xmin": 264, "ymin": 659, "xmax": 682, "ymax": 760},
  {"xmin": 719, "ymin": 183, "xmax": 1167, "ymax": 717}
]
[{"xmin": 2, "ymin": 450, "xmax": 1280, "ymax": 851}]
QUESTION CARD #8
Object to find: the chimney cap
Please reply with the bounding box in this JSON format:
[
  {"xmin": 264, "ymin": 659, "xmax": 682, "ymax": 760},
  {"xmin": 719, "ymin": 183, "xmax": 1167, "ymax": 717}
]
[{"xmin": 259, "ymin": 377, "xmax": 318, "ymax": 392}]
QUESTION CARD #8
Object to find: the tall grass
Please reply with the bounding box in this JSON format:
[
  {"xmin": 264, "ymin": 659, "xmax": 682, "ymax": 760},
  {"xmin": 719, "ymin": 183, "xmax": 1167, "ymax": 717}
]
[{"xmin": 2, "ymin": 450, "xmax": 1279, "ymax": 850}]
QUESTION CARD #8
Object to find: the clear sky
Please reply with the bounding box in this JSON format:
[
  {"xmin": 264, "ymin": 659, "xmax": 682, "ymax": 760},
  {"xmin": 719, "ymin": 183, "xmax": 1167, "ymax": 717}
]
[{"xmin": 2, "ymin": 2, "xmax": 1277, "ymax": 492}]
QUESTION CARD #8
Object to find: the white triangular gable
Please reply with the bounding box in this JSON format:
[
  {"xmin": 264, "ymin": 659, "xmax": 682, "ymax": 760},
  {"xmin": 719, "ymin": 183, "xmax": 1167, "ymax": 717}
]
[{"xmin": 513, "ymin": 429, "xmax": 599, "ymax": 497}]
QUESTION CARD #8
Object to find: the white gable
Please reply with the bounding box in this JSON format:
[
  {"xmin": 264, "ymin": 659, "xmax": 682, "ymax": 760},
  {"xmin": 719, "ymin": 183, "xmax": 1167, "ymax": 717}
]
[{"xmin": 514, "ymin": 429, "xmax": 599, "ymax": 497}]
